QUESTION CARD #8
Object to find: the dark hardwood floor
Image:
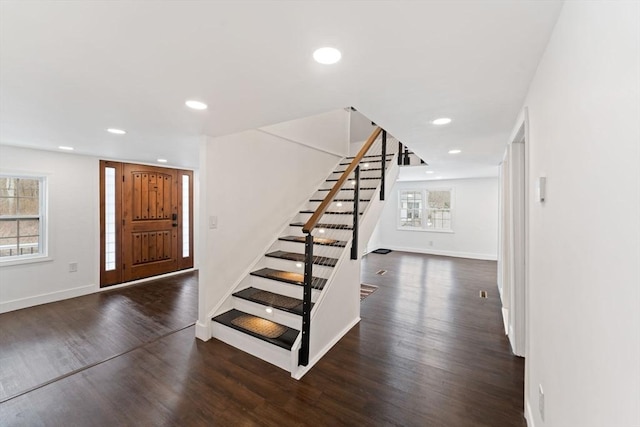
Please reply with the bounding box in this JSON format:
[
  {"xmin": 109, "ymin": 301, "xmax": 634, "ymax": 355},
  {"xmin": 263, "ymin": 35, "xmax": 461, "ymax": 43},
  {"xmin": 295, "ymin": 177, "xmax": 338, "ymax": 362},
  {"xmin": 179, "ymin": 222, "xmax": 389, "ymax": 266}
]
[
  {"xmin": 0, "ymin": 271, "xmax": 198, "ymax": 401},
  {"xmin": 0, "ymin": 252, "xmax": 525, "ymax": 426}
]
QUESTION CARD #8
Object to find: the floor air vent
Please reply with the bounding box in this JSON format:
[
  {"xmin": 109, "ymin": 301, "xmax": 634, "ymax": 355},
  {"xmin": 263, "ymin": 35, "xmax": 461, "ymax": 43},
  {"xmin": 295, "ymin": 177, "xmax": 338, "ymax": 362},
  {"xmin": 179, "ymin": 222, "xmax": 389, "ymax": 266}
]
[{"xmin": 376, "ymin": 270, "xmax": 387, "ymax": 276}]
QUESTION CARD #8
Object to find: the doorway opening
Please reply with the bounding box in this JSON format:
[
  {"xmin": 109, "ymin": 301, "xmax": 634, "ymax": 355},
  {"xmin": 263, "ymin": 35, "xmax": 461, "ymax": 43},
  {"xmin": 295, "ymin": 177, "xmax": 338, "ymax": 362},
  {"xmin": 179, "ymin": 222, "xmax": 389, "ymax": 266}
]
[{"xmin": 99, "ymin": 161, "xmax": 194, "ymax": 287}]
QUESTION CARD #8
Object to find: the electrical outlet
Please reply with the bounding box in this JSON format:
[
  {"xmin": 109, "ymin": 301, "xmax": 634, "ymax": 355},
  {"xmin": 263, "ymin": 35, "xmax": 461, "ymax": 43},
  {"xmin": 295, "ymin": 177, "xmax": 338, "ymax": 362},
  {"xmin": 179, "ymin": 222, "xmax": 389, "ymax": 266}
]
[
  {"xmin": 538, "ymin": 384, "xmax": 545, "ymax": 421},
  {"xmin": 69, "ymin": 262, "xmax": 78, "ymax": 273},
  {"xmin": 209, "ymin": 215, "xmax": 218, "ymax": 229}
]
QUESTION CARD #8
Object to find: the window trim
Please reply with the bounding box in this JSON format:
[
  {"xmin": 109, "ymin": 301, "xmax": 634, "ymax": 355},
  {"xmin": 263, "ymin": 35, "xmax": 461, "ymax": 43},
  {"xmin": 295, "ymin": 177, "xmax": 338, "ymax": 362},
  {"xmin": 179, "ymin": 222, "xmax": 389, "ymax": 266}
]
[
  {"xmin": 0, "ymin": 173, "xmax": 49, "ymax": 265},
  {"xmin": 397, "ymin": 187, "xmax": 455, "ymax": 232}
]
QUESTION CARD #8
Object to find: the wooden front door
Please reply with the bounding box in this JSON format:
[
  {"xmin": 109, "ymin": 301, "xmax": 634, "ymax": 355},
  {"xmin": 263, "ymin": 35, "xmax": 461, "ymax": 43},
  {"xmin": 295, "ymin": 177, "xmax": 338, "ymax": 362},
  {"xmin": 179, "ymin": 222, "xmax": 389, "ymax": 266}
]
[
  {"xmin": 100, "ymin": 161, "xmax": 193, "ymax": 287},
  {"xmin": 122, "ymin": 164, "xmax": 178, "ymax": 281}
]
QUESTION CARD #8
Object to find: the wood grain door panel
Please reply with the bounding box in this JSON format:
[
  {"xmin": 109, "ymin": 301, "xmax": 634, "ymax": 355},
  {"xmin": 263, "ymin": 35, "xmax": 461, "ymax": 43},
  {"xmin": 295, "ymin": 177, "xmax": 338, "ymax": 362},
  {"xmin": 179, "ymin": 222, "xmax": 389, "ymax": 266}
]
[{"xmin": 123, "ymin": 165, "xmax": 178, "ymax": 281}]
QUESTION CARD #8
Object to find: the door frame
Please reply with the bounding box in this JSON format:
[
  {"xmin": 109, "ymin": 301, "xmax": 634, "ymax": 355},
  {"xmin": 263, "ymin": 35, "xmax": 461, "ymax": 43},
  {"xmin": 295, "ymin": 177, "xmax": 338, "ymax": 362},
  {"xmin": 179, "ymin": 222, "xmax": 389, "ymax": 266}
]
[
  {"xmin": 498, "ymin": 109, "xmax": 529, "ymax": 358},
  {"xmin": 99, "ymin": 160, "xmax": 194, "ymax": 287}
]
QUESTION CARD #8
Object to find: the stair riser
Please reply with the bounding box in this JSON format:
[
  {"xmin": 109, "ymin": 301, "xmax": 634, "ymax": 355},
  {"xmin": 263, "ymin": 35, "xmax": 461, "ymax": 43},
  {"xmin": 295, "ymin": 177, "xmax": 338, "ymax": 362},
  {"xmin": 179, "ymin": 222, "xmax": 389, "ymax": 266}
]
[
  {"xmin": 261, "ymin": 257, "xmax": 334, "ymax": 278},
  {"xmin": 306, "ymin": 201, "xmax": 371, "ymax": 212},
  {"xmin": 211, "ymin": 322, "xmax": 292, "ymax": 372},
  {"xmin": 286, "ymin": 226, "xmax": 354, "ymax": 241},
  {"xmin": 312, "ymin": 187, "xmax": 377, "ymax": 197},
  {"xmin": 250, "ymin": 276, "xmax": 321, "ymax": 302},
  {"xmin": 295, "ymin": 213, "xmax": 354, "ymax": 226},
  {"xmin": 318, "ymin": 181, "xmax": 380, "ymax": 191},
  {"xmin": 330, "ymin": 169, "xmax": 385, "ymax": 178},
  {"xmin": 273, "ymin": 240, "xmax": 347, "ymax": 257},
  {"xmin": 232, "ymin": 297, "xmax": 302, "ymax": 330}
]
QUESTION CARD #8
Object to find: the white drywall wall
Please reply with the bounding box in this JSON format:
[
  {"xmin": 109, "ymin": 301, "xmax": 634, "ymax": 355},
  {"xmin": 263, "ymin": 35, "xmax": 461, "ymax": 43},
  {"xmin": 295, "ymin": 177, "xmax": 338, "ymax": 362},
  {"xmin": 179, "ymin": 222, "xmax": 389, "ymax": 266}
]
[
  {"xmin": 260, "ymin": 109, "xmax": 349, "ymax": 156},
  {"xmin": 518, "ymin": 2, "xmax": 640, "ymax": 426},
  {"xmin": 197, "ymin": 129, "xmax": 342, "ymax": 329},
  {"xmin": 0, "ymin": 145, "xmax": 99, "ymax": 312},
  {"xmin": 370, "ymin": 177, "xmax": 499, "ymax": 260}
]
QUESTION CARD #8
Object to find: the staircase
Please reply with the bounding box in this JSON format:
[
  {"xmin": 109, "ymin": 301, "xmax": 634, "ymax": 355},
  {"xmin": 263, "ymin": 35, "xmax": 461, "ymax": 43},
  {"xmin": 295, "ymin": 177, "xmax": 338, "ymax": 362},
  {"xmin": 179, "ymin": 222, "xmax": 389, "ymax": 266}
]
[{"xmin": 210, "ymin": 128, "xmax": 399, "ymax": 378}]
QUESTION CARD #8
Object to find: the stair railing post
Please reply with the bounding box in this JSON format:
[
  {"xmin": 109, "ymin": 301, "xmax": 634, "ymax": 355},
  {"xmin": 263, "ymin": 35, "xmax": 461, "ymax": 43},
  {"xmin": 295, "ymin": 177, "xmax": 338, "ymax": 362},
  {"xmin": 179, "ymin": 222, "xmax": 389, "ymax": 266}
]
[
  {"xmin": 404, "ymin": 147, "xmax": 410, "ymax": 165},
  {"xmin": 398, "ymin": 141, "xmax": 403, "ymax": 165},
  {"xmin": 380, "ymin": 130, "xmax": 387, "ymax": 201},
  {"xmin": 351, "ymin": 165, "xmax": 360, "ymax": 260},
  {"xmin": 299, "ymin": 232, "xmax": 313, "ymax": 366}
]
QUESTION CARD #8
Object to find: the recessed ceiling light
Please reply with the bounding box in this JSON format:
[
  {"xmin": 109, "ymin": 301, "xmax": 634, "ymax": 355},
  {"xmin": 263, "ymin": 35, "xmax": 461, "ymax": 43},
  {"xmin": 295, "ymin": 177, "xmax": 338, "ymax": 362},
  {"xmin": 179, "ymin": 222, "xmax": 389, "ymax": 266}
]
[
  {"xmin": 313, "ymin": 47, "xmax": 341, "ymax": 64},
  {"xmin": 265, "ymin": 308, "xmax": 273, "ymax": 314},
  {"xmin": 364, "ymin": 163, "xmax": 370, "ymax": 168},
  {"xmin": 295, "ymin": 262, "xmax": 303, "ymax": 268},
  {"xmin": 185, "ymin": 100, "xmax": 208, "ymax": 110},
  {"xmin": 58, "ymin": 146, "xmax": 74, "ymax": 151},
  {"xmin": 425, "ymin": 171, "xmax": 435, "ymax": 174},
  {"xmin": 157, "ymin": 158, "xmax": 168, "ymax": 163},
  {"xmin": 107, "ymin": 128, "xmax": 126, "ymax": 135},
  {"xmin": 408, "ymin": 194, "xmax": 413, "ymax": 198},
  {"xmin": 336, "ymin": 202, "xmax": 343, "ymax": 207},
  {"xmin": 318, "ymin": 229, "xmax": 326, "ymax": 234},
  {"xmin": 448, "ymin": 149, "xmax": 461, "ymax": 154},
  {"xmin": 432, "ymin": 118, "xmax": 452, "ymax": 125}
]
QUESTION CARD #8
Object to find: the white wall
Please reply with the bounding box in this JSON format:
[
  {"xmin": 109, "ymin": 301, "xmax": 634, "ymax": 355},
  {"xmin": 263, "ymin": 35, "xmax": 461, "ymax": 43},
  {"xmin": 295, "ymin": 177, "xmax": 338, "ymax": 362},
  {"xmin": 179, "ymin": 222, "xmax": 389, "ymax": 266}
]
[
  {"xmin": 197, "ymin": 122, "xmax": 346, "ymax": 331},
  {"xmin": 260, "ymin": 109, "xmax": 349, "ymax": 156},
  {"xmin": 0, "ymin": 145, "xmax": 99, "ymax": 312},
  {"xmin": 369, "ymin": 177, "xmax": 499, "ymax": 260},
  {"xmin": 517, "ymin": 2, "xmax": 640, "ymax": 426}
]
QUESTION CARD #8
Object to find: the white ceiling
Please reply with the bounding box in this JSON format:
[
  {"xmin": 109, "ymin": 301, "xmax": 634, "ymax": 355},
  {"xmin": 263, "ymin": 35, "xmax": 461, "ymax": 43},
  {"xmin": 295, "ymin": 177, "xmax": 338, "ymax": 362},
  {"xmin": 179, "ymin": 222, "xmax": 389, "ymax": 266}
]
[{"xmin": 0, "ymin": 1, "xmax": 562, "ymax": 172}]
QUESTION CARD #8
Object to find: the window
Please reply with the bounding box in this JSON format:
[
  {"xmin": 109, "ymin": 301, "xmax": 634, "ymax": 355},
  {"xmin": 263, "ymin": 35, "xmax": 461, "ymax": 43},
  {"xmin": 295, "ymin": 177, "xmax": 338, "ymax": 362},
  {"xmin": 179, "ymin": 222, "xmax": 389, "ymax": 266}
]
[
  {"xmin": 399, "ymin": 190, "xmax": 423, "ymax": 228},
  {"xmin": 425, "ymin": 189, "xmax": 452, "ymax": 231},
  {"xmin": 0, "ymin": 175, "xmax": 47, "ymax": 260},
  {"xmin": 398, "ymin": 188, "xmax": 453, "ymax": 232}
]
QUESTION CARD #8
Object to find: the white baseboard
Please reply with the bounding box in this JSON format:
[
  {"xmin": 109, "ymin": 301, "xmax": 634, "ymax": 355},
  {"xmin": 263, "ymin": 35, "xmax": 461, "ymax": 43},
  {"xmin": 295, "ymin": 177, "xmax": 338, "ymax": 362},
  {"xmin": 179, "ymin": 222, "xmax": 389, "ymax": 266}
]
[
  {"xmin": 525, "ymin": 399, "xmax": 535, "ymax": 427},
  {"xmin": 380, "ymin": 245, "xmax": 497, "ymax": 261},
  {"xmin": 502, "ymin": 307, "xmax": 509, "ymax": 335},
  {"xmin": 195, "ymin": 320, "xmax": 212, "ymax": 341},
  {"xmin": 0, "ymin": 284, "xmax": 96, "ymax": 314},
  {"xmin": 291, "ymin": 316, "xmax": 361, "ymax": 380},
  {"xmin": 0, "ymin": 268, "xmax": 197, "ymax": 314}
]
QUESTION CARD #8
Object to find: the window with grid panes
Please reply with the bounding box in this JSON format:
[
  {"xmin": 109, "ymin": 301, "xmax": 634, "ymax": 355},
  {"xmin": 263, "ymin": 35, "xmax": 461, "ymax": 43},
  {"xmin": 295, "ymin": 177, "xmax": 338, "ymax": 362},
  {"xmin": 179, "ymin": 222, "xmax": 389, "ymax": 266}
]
[
  {"xmin": 398, "ymin": 190, "xmax": 423, "ymax": 228},
  {"xmin": 398, "ymin": 188, "xmax": 453, "ymax": 231},
  {"xmin": 425, "ymin": 189, "xmax": 452, "ymax": 231},
  {"xmin": 0, "ymin": 176, "xmax": 47, "ymax": 260}
]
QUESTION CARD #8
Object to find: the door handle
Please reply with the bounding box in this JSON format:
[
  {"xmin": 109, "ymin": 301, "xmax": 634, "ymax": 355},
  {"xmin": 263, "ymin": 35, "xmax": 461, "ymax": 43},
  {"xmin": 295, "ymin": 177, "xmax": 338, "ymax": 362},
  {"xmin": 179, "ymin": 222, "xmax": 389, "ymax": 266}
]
[{"xmin": 172, "ymin": 213, "xmax": 178, "ymax": 227}]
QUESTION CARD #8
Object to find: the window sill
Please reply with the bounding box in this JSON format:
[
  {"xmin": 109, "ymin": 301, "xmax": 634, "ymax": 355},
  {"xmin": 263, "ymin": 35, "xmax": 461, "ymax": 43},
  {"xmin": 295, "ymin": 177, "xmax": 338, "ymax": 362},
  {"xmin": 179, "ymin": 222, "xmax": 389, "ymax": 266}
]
[
  {"xmin": 396, "ymin": 227, "xmax": 454, "ymax": 234},
  {"xmin": 0, "ymin": 255, "xmax": 53, "ymax": 267}
]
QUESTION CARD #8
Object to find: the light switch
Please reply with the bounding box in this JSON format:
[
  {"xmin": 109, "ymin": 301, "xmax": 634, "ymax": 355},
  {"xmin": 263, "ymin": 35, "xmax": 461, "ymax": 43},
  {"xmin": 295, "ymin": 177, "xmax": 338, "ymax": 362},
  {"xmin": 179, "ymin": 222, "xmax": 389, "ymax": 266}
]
[
  {"xmin": 209, "ymin": 215, "xmax": 218, "ymax": 229},
  {"xmin": 537, "ymin": 177, "xmax": 546, "ymax": 202}
]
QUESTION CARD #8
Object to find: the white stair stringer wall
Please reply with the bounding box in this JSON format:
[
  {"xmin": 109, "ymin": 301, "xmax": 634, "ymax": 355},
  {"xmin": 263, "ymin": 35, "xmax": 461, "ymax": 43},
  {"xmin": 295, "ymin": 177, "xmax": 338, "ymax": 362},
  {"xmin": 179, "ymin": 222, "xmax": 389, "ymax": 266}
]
[{"xmin": 210, "ymin": 151, "xmax": 399, "ymax": 377}]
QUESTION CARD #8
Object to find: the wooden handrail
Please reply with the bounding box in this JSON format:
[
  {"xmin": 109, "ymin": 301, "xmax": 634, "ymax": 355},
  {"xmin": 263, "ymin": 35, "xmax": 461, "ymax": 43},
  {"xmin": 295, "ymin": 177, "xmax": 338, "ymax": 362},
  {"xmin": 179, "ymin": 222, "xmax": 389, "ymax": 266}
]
[{"xmin": 303, "ymin": 126, "xmax": 382, "ymax": 233}]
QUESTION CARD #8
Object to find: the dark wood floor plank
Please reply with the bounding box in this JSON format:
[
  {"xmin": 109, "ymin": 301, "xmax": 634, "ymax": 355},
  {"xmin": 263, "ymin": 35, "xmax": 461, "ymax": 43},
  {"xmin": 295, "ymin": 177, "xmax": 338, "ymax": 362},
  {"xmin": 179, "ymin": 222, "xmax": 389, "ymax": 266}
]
[
  {"xmin": 0, "ymin": 271, "xmax": 198, "ymax": 400},
  {"xmin": 0, "ymin": 252, "xmax": 525, "ymax": 426}
]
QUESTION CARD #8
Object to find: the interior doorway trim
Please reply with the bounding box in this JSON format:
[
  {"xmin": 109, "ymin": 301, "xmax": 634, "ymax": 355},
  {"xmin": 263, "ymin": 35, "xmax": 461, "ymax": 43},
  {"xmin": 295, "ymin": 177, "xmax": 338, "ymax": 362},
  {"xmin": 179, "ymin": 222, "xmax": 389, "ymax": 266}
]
[{"xmin": 99, "ymin": 161, "xmax": 194, "ymax": 287}]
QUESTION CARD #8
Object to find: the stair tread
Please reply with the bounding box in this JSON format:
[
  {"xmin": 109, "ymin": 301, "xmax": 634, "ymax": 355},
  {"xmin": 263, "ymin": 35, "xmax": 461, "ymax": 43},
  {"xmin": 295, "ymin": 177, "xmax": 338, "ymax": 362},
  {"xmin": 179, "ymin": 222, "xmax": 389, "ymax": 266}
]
[
  {"xmin": 299, "ymin": 210, "xmax": 362, "ymax": 215},
  {"xmin": 339, "ymin": 159, "xmax": 392, "ymax": 165},
  {"xmin": 290, "ymin": 222, "xmax": 353, "ymax": 230},
  {"xmin": 250, "ymin": 267, "xmax": 326, "ymax": 289},
  {"xmin": 334, "ymin": 168, "xmax": 383, "ymax": 173},
  {"xmin": 318, "ymin": 187, "xmax": 377, "ymax": 191},
  {"xmin": 279, "ymin": 235, "xmax": 346, "ymax": 247},
  {"xmin": 345, "ymin": 153, "xmax": 394, "ymax": 159},
  {"xmin": 309, "ymin": 198, "xmax": 370, "ymax": 202},
  {"xmin": 326, "ymin": 177, "xmax": 380, "ymax": 182},
  {"xmin": 233, "ymin": 287, "xmax": 312, "ymax": 315},
  {"xmin": 266, "ymin": 250, "xmax": 338, "ymax": 267},
  {"xmin": 212, "ymin": 309, "xmax": 299, "ymax": 350}
]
